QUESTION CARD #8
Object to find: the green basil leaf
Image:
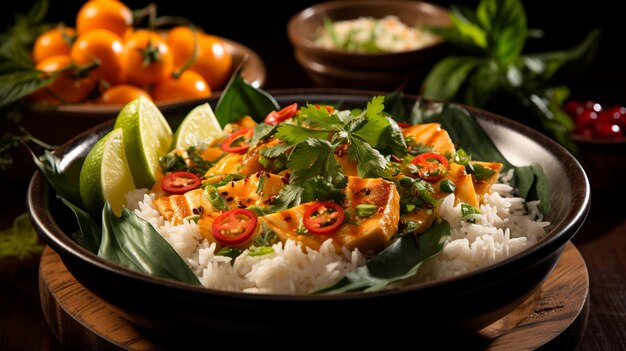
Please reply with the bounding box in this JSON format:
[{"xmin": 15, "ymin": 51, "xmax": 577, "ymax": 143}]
[
  {"xmin": 0, "ymin": 70, "xmax": 53, "ymax": 108},
  {"xmin": 27, "ymin": 0, "xmax": 49, "ymax": 23},
  {"xmin": 463, "ymin": 60, "xmax": 501, "ymax": 107},
  {"xmin": 103, "ymin": 206, "xmax": 201, "ymax": 285},
  {"xmin": 422, "ymin": 57, "xmax": 483, "ymax": 102},
  {"xmin": 318, "ymin": 220, "xmax": 450, "ymax": 293},
  {"xmin": 58, "ymin": 197, "xmax": 101, "ymax": 254},
  {"xmin": 99, "ymin": 208, "xmax": 141, "ymax": 271},
  {"xmin": 215, "ymin": 65, "xmax": 279, "ymax": 127},
  {"xmin": 32, "ymin": 150, "xmax": 84, "ymax": 208},
  {"xmin": 448, "ymin": 5, "xmax": 487, "ymax": 48},
  {"xmin": 522, "ymin": 29, "xmax": 600, "ymax": 84},
  {"xmin": 477, "ymin": 0, "xmax": 527, "ymax": 64}
]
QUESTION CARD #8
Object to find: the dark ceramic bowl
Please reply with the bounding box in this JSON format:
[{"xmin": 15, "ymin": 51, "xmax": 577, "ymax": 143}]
[
  {"xmin": 570, "ymin": 134, "xmax": 626, "ymax": 192},
  {"xmin": 28, "ymin": 90, "xmax": 590, "ymax": 341},
  {"xmin": 287, "ymin": 1, "xmax": 450, "ymax": 91}
]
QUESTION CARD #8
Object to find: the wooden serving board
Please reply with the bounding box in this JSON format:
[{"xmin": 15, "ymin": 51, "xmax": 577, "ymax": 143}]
[{"xmin": 39, "ymin": 242, "xmax": 589, "ymax": 350}]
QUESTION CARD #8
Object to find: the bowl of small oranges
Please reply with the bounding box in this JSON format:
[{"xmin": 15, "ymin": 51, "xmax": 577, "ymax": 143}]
[{"xmin": 8, "ymin": 0, "xmax": 265, "ymax": 144}]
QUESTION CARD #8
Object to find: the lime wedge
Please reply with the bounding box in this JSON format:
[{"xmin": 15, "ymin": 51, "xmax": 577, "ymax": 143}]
[
  {"xmin": 114, "ymin": 96, "xmax": 172, "ymax": 189},
  {"xmin": 172, "ymin": 103, "xmax": 223, "ymax": 150},
  {"xmin": 79, "ymin": 128, "xmax": 135, "ymax": 217}
]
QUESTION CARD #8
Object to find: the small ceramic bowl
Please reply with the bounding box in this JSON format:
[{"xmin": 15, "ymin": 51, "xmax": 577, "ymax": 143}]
[
  {"xmin": 570, "ymin": 134, "xmax": 626, "ymax": 192},
  {"xmin": 287, "ymin": 1, "xmax": 451, "ymax": 90},
  {"xmin": 28, "ymin": 90, "xmax": 590, "ymax": 342}
]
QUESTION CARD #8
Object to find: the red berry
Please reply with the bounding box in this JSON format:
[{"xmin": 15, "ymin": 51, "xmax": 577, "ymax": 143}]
[
  {"xmin": 593, "ymin": 123, "xmax": 623, "ymax": 138},
  {"xmin": 603, "ymin": 106, "xmax": 626, "ymax": 128},
  {"xmin": 576, "ymin": 108, "xmax": 600, "ymax": 128},
  {"xmin": 584, "ymin": 100, "xmax": 602, "ymax": 112},
  {"xmin": 563, "ymin": 100, "xmax": 583, "ymax": 117}
]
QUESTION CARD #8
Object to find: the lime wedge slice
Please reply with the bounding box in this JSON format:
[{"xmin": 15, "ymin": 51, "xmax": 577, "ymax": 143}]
[
  {"xmin": 114, "ymin": 96, "xmax": 172, "ymax": 189},
  {"xmin": 172, "ymin": 103, "xmax": 223, "ymax": 150},
  {"xmin": 79, "ymin": 128, "xmax": 135, "ymax": 217}
]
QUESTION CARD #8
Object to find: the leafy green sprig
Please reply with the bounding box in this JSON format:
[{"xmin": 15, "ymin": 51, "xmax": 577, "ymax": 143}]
[{"xmin": 423, "ymin": 0, "xmax": 600, "ymax": 151}]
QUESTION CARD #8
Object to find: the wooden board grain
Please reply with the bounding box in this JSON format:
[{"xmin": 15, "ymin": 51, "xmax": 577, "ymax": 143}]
[{"xmin": 39, "ymin": 242, "xmax": 589, "ymax": 350}]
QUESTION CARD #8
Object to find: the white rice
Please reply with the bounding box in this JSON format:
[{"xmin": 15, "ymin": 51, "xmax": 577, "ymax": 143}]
[
  {"xmin": 125, "ymin": 169, "xmax": 549, "ymax": 294},
  {"xmin": 126, "ymin": 191, "xmax": 365, "ymax": 294},
  {"xmin": 314, "ymin": 15, "xmax": 440, "ymax": 53},
  {"xmin": 417, "ymin": 169, "xmax": 550, "ymax": 281}
]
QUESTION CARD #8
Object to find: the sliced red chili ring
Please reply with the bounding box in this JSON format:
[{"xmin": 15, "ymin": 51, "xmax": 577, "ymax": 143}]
[
  {"xmin": 211, "ymin": 208, "xmax": 258, "ymax": 245},
  {"xmin": 160, "ymin": 171, "xmax": 202, "ymax": 194},
  {"xmin": 264, "ymin": 103, "xmax": 298, "ymax": 125},
  {"xmin": 411, "ymin": 152, "xmax": 449, "ymax": 182},
  {"xmin": 220, "ymin": 128, "xmax": 253, "ymax": 153},
  {"xmin": 314, "ymin": 104, "xmax": 334, "ymax": 113},
  {"xmin": 303, "ymin": 202, "xmax": 345, "ymax": 235}
]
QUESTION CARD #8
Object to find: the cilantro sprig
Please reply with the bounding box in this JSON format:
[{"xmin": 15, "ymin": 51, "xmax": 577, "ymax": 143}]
[
  {"xmin": 274, "ymin": 96, "xmax": 406, "ymax": 183},
  {"xmin": 258, "ymin": 96, "xmax": 406, "ymax": 214}
]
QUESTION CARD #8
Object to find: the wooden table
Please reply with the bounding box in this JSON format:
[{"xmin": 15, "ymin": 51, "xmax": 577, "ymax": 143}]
[{"xmin": 2, "ymin": 1, "xmax": 626, "ymax": 349}]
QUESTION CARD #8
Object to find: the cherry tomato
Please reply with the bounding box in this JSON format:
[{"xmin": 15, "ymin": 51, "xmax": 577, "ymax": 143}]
[
  {"xmin": 165, "ymin": 27, "xmax": 232, "ymax": 89},
  {"xmin": 411, "ymin": 152, "xmax": 449, "ymax": 182},
  {"xmin": 220, "ymin": 128, "xmax": 253, "ymax": 153},
  {"xmin": 122, "ymin": 30, "xmax": 174, "ymax": 86},
  {"xmin": 97, "ymin": 84, "xmax": 152, "ymax": 105},
  {"xmin": 264, "ymin": 103, "xmax": 298, "ymax": 125},
  {"xmin": 303, "ymin": 202, "xmax": 344, "ymax": 235},
  {"xmin": 71, "ymin": 28, "xmax": 126, "ymax": 85},
  {"xmin": 151, "ymin": 70, "xmax": 211, "ymax": 102},
  {"xmin": 211, "ymin": 209, "xmax": 258, "ymax": 245},
  {"xmin": 33, "ymin": 55, "xmax": 96, "ymax": 103},
  {"xmin": 160, "ymin": 172, "xmax": 201, "ymax": 194},
  {"xmin": 33, "ymin": 25, "xmax": 76, "ymax": 64},
  {"xmin": 76, "ymin": 0, "xmax": 133, "ymax": 38}
]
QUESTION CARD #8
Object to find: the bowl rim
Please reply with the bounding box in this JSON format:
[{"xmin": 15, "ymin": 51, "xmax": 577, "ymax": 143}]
[
  {"xmin": 570, "ymin": 133, "xmax": 626, "ymax": 144},
  {"xmin": 27, "ymin": 88, "xmax": 591, "ymax": 302},
  {"xmin": 28, "ymin": 36, "xmax": 266, "ymax": 115},
  {"xmin": 287, "ymin": 0, "xmax": 450, "ymax": 59}
]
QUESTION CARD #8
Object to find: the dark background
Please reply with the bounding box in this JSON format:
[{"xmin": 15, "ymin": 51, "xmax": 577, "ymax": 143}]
[{"xmin": 1, "ymin": 0, "xmax": 624, "ymax": 105}]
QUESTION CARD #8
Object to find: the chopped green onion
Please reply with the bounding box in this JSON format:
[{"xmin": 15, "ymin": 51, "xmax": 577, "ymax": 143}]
[
  {"xmin": 184, "ymin": 214, "xmax": 200, "ymax": 223},
  {"xmin": 204, "ymin": 186, "xmax": 227, "ymax": 211},
  {"xmin": 440, "ymin": 179, "xmax": 456, "ymax": 193},
  {"xmin": 247, "ymin": 246, "xmax": 275, "ymax": 257},
  {"xmin": 461, "ymin": 203, "xmax": 481, "ymax": 221},
  {"xmin": 355, "ymin": 203, "xmax": 378, "ymax": 218},
  {"xmin": 471, "ymin": 163, "xmax": 497, "ymax": 180}
]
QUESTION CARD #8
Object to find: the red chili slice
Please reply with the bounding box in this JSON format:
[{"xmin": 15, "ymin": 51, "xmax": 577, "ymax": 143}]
[
  {"xmin": 264, "ymin": 103, "xmax": 298, "ymax": 125},
  {"xmin": 303, "ymin": 202, "xmax": 345, "ymax": 235},
  {"xmin": 314, "ymin": 104, "xmax": 334, "ymax": 113},
  {"xmin": 411, "ymin": 152, "xmax": 449, "ymax": 182},
  {"xmin": 220, "ymin": 128, "xmax": 253, "ymax": 153},
  {"xmin": 160, "ymin": 171, "xmax": 202, "ymax": 194},
  {"xmin": 211, "ymin": 208, "xmax": 258, "ymax": 245}
]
